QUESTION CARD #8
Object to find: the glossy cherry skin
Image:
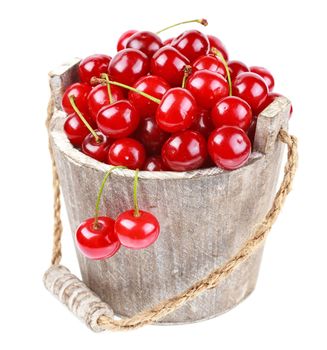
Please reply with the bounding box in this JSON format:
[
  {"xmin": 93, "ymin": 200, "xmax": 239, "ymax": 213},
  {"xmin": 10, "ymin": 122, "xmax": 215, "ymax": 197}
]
[
  {"xmin": 150, "ymin": 46, "xmax": 190, "ymax": 87},
  {"xmin": 228, "ymin": 60, "xmax": 249, "ymax": 81},
  {"xmin": 134, "ymin": 116, "xmax": 168, "ymax": 155},
  {"xmin": 211, "ymin": 96, "xmax": 253, "ymax": 131},
  {"xmin": 81, "ymin": 130, "xmax": 111, "ymax": 163},
  {"xmin": 62, "ymin": 83, "xmax": 92, "ymax": 115},
  {"xmin": 115, "ymin": 210, "xmax": 160, "ymax": 249},
  {"xmin": 207, "ymin": 34, "xmax": 229, "ymax": 61},
  {"xmin": 163, "ymin": 38, "xmax": 173, "ymax": 46},
  {"xmin": 143, "ymin": 156, "xmax": 165, "ymax": 171},
  {"xmin": 108, "ymin": 138, "xmax": 146, "ymax": 169},
  {"xmin": 250, "ymin": 66, "xmax": 275, "ymax": 91},
  {"xmin": 161, "ymin": 130, "xmax": 207, "ymax": 171},
  {"xmin": 126, "ymin": 31, "xmax": 163, "ymax": 58},
  {"xmin": 117, "ymin": 30, "xmax": 137, "ymax": 51},
  {"xmin": 171, "ymin": 30, "xmax": 210, "ymax": 63},
  {"xmin": 108, "ymin": 48, "xmax": 149, "ymax": 86},
  {"xmin": 208, "ymin": 126, "xmax": 251, "ymax": 170},
  {"xmin": 156, "ymin": 88, "xmax": 198, "ymax": 133},
  {"xmin": 257, "ymin": 92, "xmax": 293, "ymax": 117},
  {"xmin": 128, "ymin": 75, "xmax": 170, "ymax": 117},
  {"xmin": 79, "ymin": 54, "xmax": 111, "ymax": 84},
  {"xmin": 186, "ymin": 70, "xmax": 229, "ymax": 109},
  {"xmin": 97, "ymin": 100, "xmax": 140, "ymax": 139},
  {"xmin": 64, "ymin": 112, "xmax": 95, "ymax": 147},
  {"xmin": 190, "ymin": 109, "xmax": 214, "ymax": 138},
  {"xmin": 232, "ymin": 72, "xmax": 269, "ymax": 115},
  {"xmin": 192, "ymin": 55, "xmax": 227, "ymax": 77},
  {"xmin": 87, "ymin": 84, "xmax": 125, "ymax": 122},
  {"xmin": 76, "ymin": 217, "xmax": 121, "ymax": 260}
]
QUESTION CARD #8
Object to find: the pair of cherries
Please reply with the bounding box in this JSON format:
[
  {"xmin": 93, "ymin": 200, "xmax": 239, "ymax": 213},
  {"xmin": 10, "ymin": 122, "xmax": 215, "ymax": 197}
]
[{"xmin": 76, "ymin": 167, "xmax": 160, "ymax": 260}]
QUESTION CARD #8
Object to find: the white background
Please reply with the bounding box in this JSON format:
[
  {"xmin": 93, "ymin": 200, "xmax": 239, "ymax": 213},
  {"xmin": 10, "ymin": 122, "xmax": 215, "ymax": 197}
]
[{"xmin": 0, "ymin": 0, "xmax": 326, "ymax": 349}]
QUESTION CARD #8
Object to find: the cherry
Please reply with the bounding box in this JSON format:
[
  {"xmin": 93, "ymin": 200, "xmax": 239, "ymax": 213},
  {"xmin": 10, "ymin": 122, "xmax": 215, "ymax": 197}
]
[
  {"xmin": 134, "ymin": 116, "xmax": 168, "ymax": 155},
  {"xmin": 128, "ymin": 75, "xmax": 170, "ymax": 117},
  {"xmin": 211, "ymin": 96, "xmax": 253, "ymax": 131},
  {"xmin": 79, "ymin": 54, "xmax": 111, "ymax": 84},
  {"xmin": 117, "ymin": 30, "xmax": 137, "ymax": 51},
  {"xmin": 114, "ymin": 170, "xmax": 160, "ymax": 249},
  {"xmin": 207, "ymin": 34, "xmax": 229, "ymax": 61},
  {"xmin": 247, "ymin": 117, "xmax": 257, "ymax": 145},
  {"xmin": 192, "ymin": 55, "xmax": 227, "ymax": 77},
  {"xmin": 250, "ymin": 66, "xmax": 275, "ymax": 91},
  {"xmin": 208, "ymin": 126, "xmax": 251, "ymax": 170},
  {"xmin": 87, "ymin": 83, "xmax": 125, "ymax": 122},
  {"xmin": 228, "ymin": 60, "xmax": 249, "ymax": 81},
  {"xmin": 97, "ymin": 100, "xmax": 140, "ymax": 139},
  {"xmin": 108, "ymin": 138, "xmax": 146, "ymax": 169},
  {"xmin": 64, "ymin": 113, "xmax": 91, "ymax": 147},
  {"xmin": 126, "ymin": 31, "xmax": 163, "ymax": 57},
  {"xmin": 163, "ymin": 38, "xmax": 173, "ymax": 46},
  {"xmin": 232, "ymin": 72, "xmax": 269, "ymax": 114},
  {"xmin": 161, "ymin": 130, "xmax": 207, "ymax": 171},
  {"xmin": 143, "ymin": 156, "xmax": 165, "ymax": 171},
  {"xmin": 171, "ymin": 30, "xmax": 210, "ymax": 63},
  {"xmin": 150, "ymin": 46, "xmax": 190, "ymax": 87},
  {"xmin": 108, "ymin": 48, "xmax": 149, "ymax": 86},
  {"xmin": 257, "ymin": 92, "xmax": 293, "ymax": 117},
  {"xmin": 82, "ymin": 130, "xmax": 111, "ymax": 163},
  {"xmin": 190, "ymin": 108, "xmax": 214, "ymax": 138},
  {"xmin": 186, "ymin": 70, "xmax": 229, "ymax": 109},
  {"xmin": 62, "ymin": 83, "xmax": 92, "ymax": 115}
]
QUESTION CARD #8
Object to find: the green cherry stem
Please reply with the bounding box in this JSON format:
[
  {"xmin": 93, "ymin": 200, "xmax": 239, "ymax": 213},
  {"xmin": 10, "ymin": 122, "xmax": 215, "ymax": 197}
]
[
  {"xmin": 101, "ymin": 73, "xmax": 113, "ymax": 104},
  {"xmin": 91, "ymin": 77, "xmax": 161, "ymax": 104},
  {"xmin": 156, "ymin": 18, "xmax": 208, "ymax": 34},
  {"xmin": 211, "ymin": 47, "xmax": 232, "ymax": 96},
  {"xmin": 94, "ymin": 166, "xmax": 127, "ymax": 228},
  {"xmin": 69, "ymin": 95, "xmax": 100, "ymax": 142},
  {"xmin": 133, "ymin": 169, "xmax": 140, "ymax": 217},
  {"xmin": 182, "ymin": 65, "xmax": 192, "ymax": 89}
]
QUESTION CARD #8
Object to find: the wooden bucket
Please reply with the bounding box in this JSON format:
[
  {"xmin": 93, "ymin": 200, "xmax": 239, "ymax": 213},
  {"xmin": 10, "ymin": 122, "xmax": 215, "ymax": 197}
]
[{"xmin": 48, "ymin": 59, "xmax": 291, "ymax": 324}]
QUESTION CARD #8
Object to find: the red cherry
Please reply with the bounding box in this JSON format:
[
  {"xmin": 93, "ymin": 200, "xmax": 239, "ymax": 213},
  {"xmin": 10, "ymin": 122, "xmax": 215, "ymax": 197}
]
[
  {"xmin": 143, "ymin": 156, "xmax": 165, "ymax": 171},
  {"xmin": 186, "ymin": 70, "xmax": 229, "ymax": 109},
  {"xmin": 247, "ymin": 117, "xmax": 257, "ymax": 145},
  {"xmin": 108, "ymin": 138, "xmax": 146, "ymax": 169},
  {"xmin": 250, "ymin": 66, "xmax": 275, "ymax": 91},
  {"xmin": 208, "ymin": 126, "xmax": 251, "ymax": 170},
  {"xmin": 163, "ymin": 38, "xmax": 173, "ymax": 46},
  {"xmin": 228, "ymin": 60, "xmax": 249, "ymax": 81},
  {"xmin": 117, "ymin": 30, "xmax": 137, "ymax": 51},
  {"xmin": 150, "ymin": 46, "xmax": 190, "ymax": 87},
  {"xmin": 62, "ymin": 83, "xmax": 92, "ymax": 115},
  {"xmin": 87, "ymin": 84, "xmax": 125, "ymax": 122},
  {"xmin": 207, "ymin": 34, "xmax": 229, "ymax": 61},
  {"xmin": 128, "ymin": 75, "xmax": 170, "ymax": 117},
  {"xmin": 192, "ymin": 55, "xmax": 227, "ymax": 77},
  {"xmin": 96, "ymin": 100, "xmax": 140, "ymax": 139},
  {"xmin": 76, "ymin": 217, "xmax": 120, "ymax": 260},
  {"xmin": 115, "ymin": 210, "xmax": 160, "ymax": 249},
  {"xmin": 126, "ymin": 31, "xmax": 163, "ymax": 57},
  {"xmin": 64, "ymin": 113, "xmax": 91, "ymax": 147},
  {"xmin": 108, "ymin": 48, "xmax": 149, "ymax": 86},
  {"xmin": 171, "ymin": 30, "xmax": 210, "ymax": 63},
  {"xmin": 232, "ymin": 72, "xmax": 269, "ymax": 114},
  {"xmin": 82, "ymin": 130, "xmax": 111, "ymax": 163},
  {"xmin": 161, "ymin": 130, "xmax": 207, "ymax": 171},
  {"xmin": 134, "ymin": 116, "xmax": 168, "ymax": 155},
  {"xmin": 79, "ymin": 54, "xmax": 111, "ymax": 84},
  {"xmin": 211, "ymin": 96, "xmax": 253, "ymax": 131},
  {"xmin": 190, "ymin": 109, "xmax": 214, "ymax": 138},
  {"xmin": 156, "ymin": 87, "xmax": 198, "ymax": 133},
  {"xmin": 257, "ymin": 92, "xmax": 293, "ymax": 117}
]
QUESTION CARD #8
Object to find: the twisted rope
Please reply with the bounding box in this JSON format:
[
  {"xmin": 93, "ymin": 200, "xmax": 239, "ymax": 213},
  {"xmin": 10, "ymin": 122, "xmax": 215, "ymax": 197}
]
[{"xmin": 46, "ymin": 99, "xmax": 298, "ymax": 331}]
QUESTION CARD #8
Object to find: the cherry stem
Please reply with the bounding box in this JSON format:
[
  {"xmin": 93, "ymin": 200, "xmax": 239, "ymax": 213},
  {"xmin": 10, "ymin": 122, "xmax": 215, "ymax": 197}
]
[
  {"xmin": 211, "ymin": 47, "xmax": 232, "ymax": 96},
  {"xmin": 156, "ymin": 18, "xmax": 208, "ymax": 34},
  {"xmin": 69, "ymin": 95, "xmax": 100, "ymax": 143},
  {"xmin": 182, "ymin": 65, "xmax": 192, "ymax": 88},
  {"xmin": 94, "ymin": 166, "xmax": 127, "ymax": 228},
  {"xmin": 101, "ymin": 73, "xmax": 113, "ymax": 104},
  {"xmin": 91, "ymin": 77, "xmax": 161, "ymax": 104},
  {"xmin": 133, "ymin": 169, "xmax": 140, "ymax": 217}
]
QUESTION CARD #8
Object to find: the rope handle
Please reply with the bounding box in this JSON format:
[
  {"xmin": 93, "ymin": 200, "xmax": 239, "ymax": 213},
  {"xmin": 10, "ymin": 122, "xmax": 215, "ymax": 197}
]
[{"xmin": 45, "ymin": 98, "xmax": 298, "ymax": 331}]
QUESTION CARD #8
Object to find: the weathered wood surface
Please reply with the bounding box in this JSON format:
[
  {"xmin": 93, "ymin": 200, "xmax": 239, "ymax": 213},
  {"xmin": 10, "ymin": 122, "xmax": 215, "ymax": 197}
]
[{"xmin": 48, "ymin": 60, "xmax": 290, "ymax": 324}]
